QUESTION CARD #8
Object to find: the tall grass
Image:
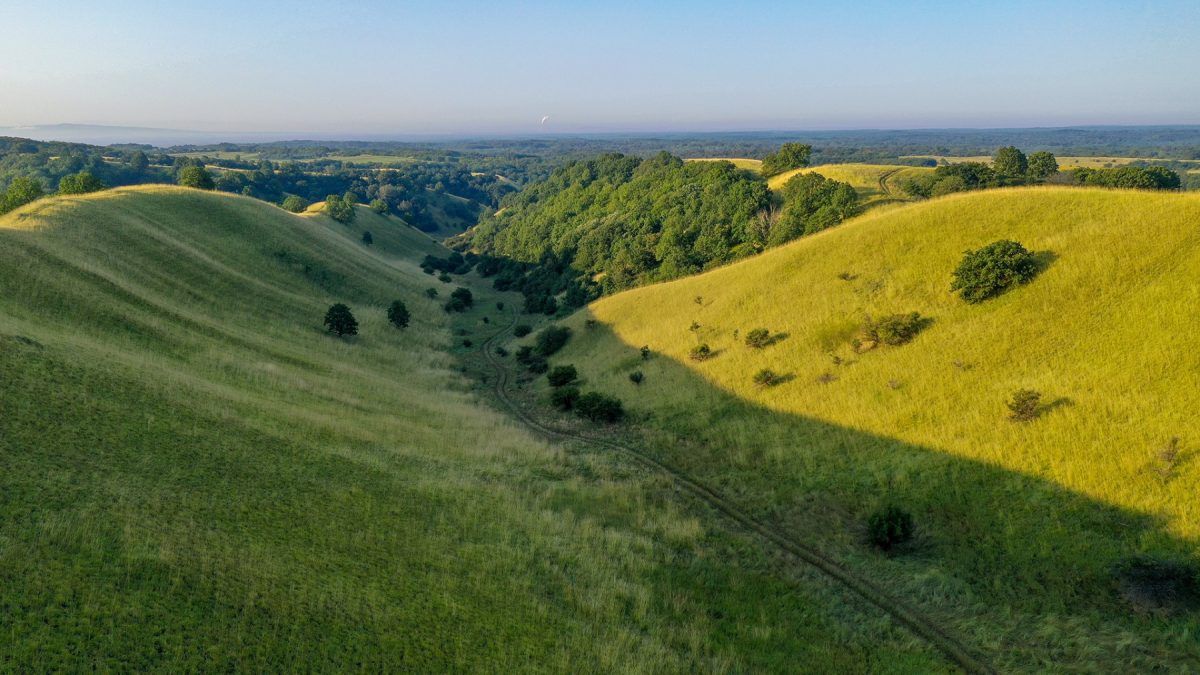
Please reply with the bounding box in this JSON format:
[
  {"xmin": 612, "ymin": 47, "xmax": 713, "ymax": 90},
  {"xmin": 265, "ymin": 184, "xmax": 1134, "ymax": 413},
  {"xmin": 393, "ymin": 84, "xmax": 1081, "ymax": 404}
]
[{"xmin": 553, "ymin": 186, "xmax": 1200, "ymax": 669}]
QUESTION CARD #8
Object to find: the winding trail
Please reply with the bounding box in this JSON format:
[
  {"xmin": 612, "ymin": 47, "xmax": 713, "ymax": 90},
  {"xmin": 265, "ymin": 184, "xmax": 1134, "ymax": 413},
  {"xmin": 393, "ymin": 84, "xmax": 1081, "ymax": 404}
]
[{"xmin": 477, "ymin": 314, "xmax": 994, "ymax": 674}]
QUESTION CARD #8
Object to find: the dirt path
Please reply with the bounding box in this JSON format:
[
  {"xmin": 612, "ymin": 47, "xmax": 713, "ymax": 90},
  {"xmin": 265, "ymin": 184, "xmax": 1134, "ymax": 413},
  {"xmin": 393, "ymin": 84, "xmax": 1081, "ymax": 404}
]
[{"xmin": 478, "ymin": 314, "xmax": 994, "ymax": 674}]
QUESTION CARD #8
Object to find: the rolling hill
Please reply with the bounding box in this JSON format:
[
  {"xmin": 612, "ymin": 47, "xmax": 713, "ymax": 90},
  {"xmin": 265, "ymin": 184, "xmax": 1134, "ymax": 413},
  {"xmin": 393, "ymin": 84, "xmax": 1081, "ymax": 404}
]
[
  {"xmin": 536, "ymin": 186, "xmax": 1200, "ymax": 670},
  {"xmin": 0, "ymin": 186, "xmax": 952, "ymax": 670},
  {"xmin": 766, "ymin": 163, "xmax": 934, "ymax": 204}
]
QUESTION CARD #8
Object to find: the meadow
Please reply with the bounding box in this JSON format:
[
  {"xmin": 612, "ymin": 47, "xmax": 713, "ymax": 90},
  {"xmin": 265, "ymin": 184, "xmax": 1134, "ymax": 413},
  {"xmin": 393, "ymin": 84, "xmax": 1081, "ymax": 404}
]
[
  {"xmin": 764, "ymin": 163, "xmax": 934, "ymax": 203},
  {"xmin": 542, "ymin": 187, "xmax": 1200, "ymax": 670},
  {"xmin": 0, "ymin": 187, "xmax": 952, "ymax": 670}
]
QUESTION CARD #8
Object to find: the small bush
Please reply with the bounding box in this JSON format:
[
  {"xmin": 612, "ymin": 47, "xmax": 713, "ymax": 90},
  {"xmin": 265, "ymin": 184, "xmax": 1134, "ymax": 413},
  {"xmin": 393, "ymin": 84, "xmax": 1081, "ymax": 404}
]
[
  {"xmin": 535, "ymin": 325, "xmax": 571, "ymax": 356},
  {"xmin": 689, "ymin": 344, "xmax": 712, "ymax": 361},
  {"xmin": 752, "ymin": 369, "xmax": 779, "ymax": 387},
  {"xmin": 462, "ymin": 339, "xmax": 473, "ymax": 348},
  {"xmin": 281, "ymin": 195, "xmax": 308, "ymax": 213},
  {"xmin": 550, "ymin": 385, "xmax": 581, "ymax": 411},
  {"xmin": 515, "ymin": 345, "xmax": 535, "ymax": 364},
  {"xmin": 866, "ymin": 312, "xmax": 928, "ymax": 347},
  {"xmin": 526, "ymin": 356, "xmax": 549, "ymax": 374},
  {"xmin": 547, "ymin": 365, "xmax": 578, "ymax": 387},
  {"xmin": 425, "ymin": 288, "xmax": 438, "ymax": 298},
  {"xmin": 361, "ymin": 231, "xmax": 373, "ymax": 246},
  {"xmin": 745, "ymin": 328, "xmax": 771, "ymax": 349},
  {"xmin": 513, "ymin": 324, "xmax": 532, "ymax": 338},
  {"xmin": 438, "ymin": 273, "xmax": 452, "ymax": 283},
  {"xmin": 951, "ymin": 240, "xmax": 1039, "ymax": 303},
  {"xmin": 867, "ymin": 506, "xmax": 914, "ymax": 551},
  {"xmin": 640, "ymin": 345, "xmax": 651, "ymax": 360},
  {"xmin": 387, "ymin": 300, "xmax": 410, "ymax": 329},
  {"xmin": 323, "ymin": 303, "xmax": 358, "ymax": 337},
  {"xmin": 575, "ymin": 392, "xmax": 624, "ymax": 423},
  {"xmin": 495, "ymin": 346, "xmax": 508, "ymax": 357},
  {"xmin": 496, "ymin": 302, "xmax": 505, "ymax": 311},
  {"xmin": 369, "ymin": 199, "xmax": 388, "ymax": 214},
  {"xmin": 443, "ymin": 287, "xmax": 474, "ymax": 313},
  {"xmin": 1114, "ymin": 556, "xmax": 1199, "ymax": 614},
  {"xmin": 1007, "ymin": 389, "xmax": 1042, "ymax": 421},
  {"xmin": 629, "ymin": 371, "xmax": 644, "ymax": 385},
  {"xmin": 689, "ymin": 321, "xmax": 700, "ymax": 332}
]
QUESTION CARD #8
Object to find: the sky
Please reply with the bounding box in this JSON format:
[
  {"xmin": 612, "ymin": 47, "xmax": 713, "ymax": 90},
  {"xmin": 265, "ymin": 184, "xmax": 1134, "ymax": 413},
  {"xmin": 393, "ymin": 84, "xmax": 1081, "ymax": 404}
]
[{"xmin": 2, "ymin": 0, "xmax": 1198, "ymax": 136}]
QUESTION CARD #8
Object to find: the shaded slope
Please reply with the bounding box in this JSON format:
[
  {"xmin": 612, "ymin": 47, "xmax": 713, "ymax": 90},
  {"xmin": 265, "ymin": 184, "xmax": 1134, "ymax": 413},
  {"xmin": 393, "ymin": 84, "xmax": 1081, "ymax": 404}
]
[{"xmin": 548, "ymin": 187, "xmax": 1200, "ymax": 669}]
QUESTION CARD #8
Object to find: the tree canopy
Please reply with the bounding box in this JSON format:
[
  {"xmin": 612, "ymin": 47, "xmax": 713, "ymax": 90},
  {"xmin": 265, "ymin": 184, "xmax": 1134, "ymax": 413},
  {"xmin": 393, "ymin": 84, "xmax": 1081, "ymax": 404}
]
[
  {"xmin": 178, "ymin": 165, "xmax": 215, "ymax": 190},
  {"xmin": 760, "ymin": 143, "xmax": 813, "ymax": 177}
]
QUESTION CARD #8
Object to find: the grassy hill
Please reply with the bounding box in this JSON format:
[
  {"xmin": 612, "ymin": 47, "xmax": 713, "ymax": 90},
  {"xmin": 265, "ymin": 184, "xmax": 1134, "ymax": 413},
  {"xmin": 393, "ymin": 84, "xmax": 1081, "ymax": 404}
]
[
  {"xmin": 0, "ymin": 186, "xmax": 953, "ymax": 670},
  {"xmin": 542, "ymin": 187, "xmax": 1200, "ymax": 669},
  {"xmin": 766, "ymin": 163, "xmax": 934, "ymax": 204}
]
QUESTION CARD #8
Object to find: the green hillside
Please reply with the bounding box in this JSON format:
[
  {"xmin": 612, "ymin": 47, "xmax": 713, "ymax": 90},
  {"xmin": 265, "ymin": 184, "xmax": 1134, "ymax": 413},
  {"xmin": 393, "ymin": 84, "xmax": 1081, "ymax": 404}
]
[
  {"xmin": 0, "ymin": 187, "xmax": 951, "ymax": 670},
  {"xmin": 537, "ymin": 187, "xmax": 1200, "ymax": 670}
]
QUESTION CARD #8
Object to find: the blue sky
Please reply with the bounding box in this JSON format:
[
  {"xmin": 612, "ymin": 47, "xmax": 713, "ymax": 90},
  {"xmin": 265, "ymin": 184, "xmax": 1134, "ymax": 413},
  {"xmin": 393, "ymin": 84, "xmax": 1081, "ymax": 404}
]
[{"xmin": 2, "ymin": 0, "xmax": 1197, "ymax": 134}]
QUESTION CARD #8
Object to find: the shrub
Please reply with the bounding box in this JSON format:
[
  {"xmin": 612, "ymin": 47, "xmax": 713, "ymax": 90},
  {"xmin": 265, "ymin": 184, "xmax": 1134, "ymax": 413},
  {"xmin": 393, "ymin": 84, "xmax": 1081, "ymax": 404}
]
[
  {"xmin": 438, "ymin": 273, "xmax": 452, "ymax": 283},
  {"xmin": 369, "ymin": 199, "xmax": 388, "ymax": 214},
  {"xmin": 550, "ymin": 385, "xmax": 580, "ymax": 411},
  {"xmin": 640, "ymin": 345, "xmax": 651, "ymax": 360},
  {"xmin": 323, "ymin": 303, "xmax": 358, "ymax": 337},
  {"xmin": 689, "ymin": 344, "xmax": 712, "ymax": 361},
  {"xmin": 1007, "ymin": 389, "xmax": 1042, "ymax": 421},
  {"xmin": 443, "ymin": 287, "xmax": 474, "ymax": 313},
  {"xmin": 462, "ymin": 339, "xmax": 473, "ymax": 348},
  {"xmin": 629, "ymin": 370, "xmax": 644, "ymax": 385},
  {"xmin": 575, "ymin": 392, "xmax": 624, "ymax": 423},
  {"xmin": 547, "ymin": 365, "xmax": 578, "ymax": 387},
  {"xmin": 496, "ymin": 302, "xmax": 505, "ymax": 311},
  {"xmin": 513, "ymin": 324, "xmax": 532, "ymax": 338},
  {"xmin": 1114, "ymin": 556, "xmax": 1200, "ymax": 614},
  {"xmin": 526, "ymin": 356, "xmax": 549, "ymax": 374},
  {"xmin": 425, "ymin": 288, "xmax": 438, "ymax": 299},
  {"xmin": 535, "ymin": 325, "xmax": 571, "ymax": 356},
  {"xmin": 951, "ymin": 240, "xmax": 1039, "ymax": 303},
  {"xmin": 387, "ymin": 300, "xmax": 410, "ymax": 329},
  {"xmin": 745, "ymin": 328, "xmax": 771, "ymax": 348},
  {"xmin": 495, "ymin": 346, "xmax": 508, "ymax": 357},
  {"xmin": 860, "ymin": 312, "xmax": 927, "ymax": 348},
  {"xmin": 361, "ymin": 231, "xmax": 373, "ymax": 246},
  {"xmin": 515, "ymin": 345, "xmax": 535, "ymax": 364},
  {"xmin": 752, "ymin": 369, "xmax": 779, "ymax": 387},
  {"xmin": 281, "ymin": 195, "xmax": 308, "ymax": 213},
  {"xmin": 867, "ymin": 506, "xmax": 914, "ymax": 551}
]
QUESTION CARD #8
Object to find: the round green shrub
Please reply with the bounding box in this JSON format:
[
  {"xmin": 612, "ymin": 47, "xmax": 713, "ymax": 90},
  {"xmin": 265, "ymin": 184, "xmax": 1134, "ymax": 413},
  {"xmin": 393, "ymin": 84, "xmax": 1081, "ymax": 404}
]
[{"xmin": 951, "ymin": 240, "xmax": 1039, "ymax": 303}]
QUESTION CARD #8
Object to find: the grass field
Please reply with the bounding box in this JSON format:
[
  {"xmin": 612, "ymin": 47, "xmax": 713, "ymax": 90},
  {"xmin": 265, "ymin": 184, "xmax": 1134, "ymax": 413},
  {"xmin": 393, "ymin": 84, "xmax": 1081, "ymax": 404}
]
[
  {"xmin": 685, "ymin": 157, "xmax": 764, "ymax": 171},
  {"xmin": 904, "ymin": 154, "xmax": 1200, "ymax": 170},
  {"xmin": 545, "ymin": 187, "xmax": 1200, "ymax": 670},
  {"xmin": 0, "ymin": 186, "xmax": 953, "ymax": 670},
  {"xmin": 766, "ymin": 163, "xmax": 935, "ymax": 204}
]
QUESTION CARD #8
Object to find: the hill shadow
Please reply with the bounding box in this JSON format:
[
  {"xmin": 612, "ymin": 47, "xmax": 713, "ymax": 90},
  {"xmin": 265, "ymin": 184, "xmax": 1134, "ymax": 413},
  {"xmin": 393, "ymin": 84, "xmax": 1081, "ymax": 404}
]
[{"xmin": 562, "ymin": 313, "xmax": 1200, "ymax": 665}]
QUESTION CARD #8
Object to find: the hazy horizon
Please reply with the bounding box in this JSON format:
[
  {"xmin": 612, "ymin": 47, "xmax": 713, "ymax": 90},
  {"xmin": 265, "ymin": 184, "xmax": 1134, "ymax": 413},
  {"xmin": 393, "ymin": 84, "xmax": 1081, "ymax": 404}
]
[{"xmin": 4, "ymin": 0, "xmax": 1199, "ymax": 136}]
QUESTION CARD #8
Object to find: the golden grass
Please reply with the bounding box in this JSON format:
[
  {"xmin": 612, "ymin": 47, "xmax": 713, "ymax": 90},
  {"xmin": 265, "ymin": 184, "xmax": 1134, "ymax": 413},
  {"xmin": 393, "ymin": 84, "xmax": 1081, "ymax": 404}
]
[
  {"xmin": 766, "ymin": 163, "xmax": 934, "ymax": 205},
  {"xmin": 550, "ymin": 186, "xmax": 1200, "ymax": 669},
  {"xmin": 685, "ymin": 157, "xmax": 764, "ymax": 171}
]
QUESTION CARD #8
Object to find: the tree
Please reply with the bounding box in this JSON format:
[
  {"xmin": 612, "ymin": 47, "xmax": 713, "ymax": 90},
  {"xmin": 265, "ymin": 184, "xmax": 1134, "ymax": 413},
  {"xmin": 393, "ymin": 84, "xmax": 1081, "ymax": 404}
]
[
  {"xmin": 323, "ymin": 303, "xmax": 358, "ymax": 336},
  {"xmin": 178, "ymin": 165, "xmax": 215, "ymax": 190},
  {"xmin": 951, "ymin": 240, "xmax": 1039, "ymax": 303},
  {"xmin": 535, "ymin": 325, "xmax": 571, "ymax": 356},
  {"xmin": 369, "ymin": 199, "xmax": 388, "ymax": 214},
  {"xmin": 129, "ymin": 150, "xmax": 149, "ymax": 173},
  {"xmin": 281, "ymin": 195, "xmax": 308, "ymax": 213},
  {"xmin": 361, "ymin": 231, "xmax": 373, "ymax": 246},
  {"xmin": 992, "ymin": 146, "xmax": 1028, "ymax": 177},
  {"xmin": 575, "ymin": 392, "xmax": 624, "ymax": 423},
  {"xmin": 387, "ymin": 300, "xmax": 410, "ymax": 329},
  {"xmin": 0, "ymin": 177, "xmax": 46, "ymax": 213},
  {"xmin": 324, "ymin": 194, "xmax": 355, "ymax": 223},
  {"xmin": 1026, "ymin": 151, "xmax": 1059, "ymax": 180},
  {"xmin": 761, "ymin": 143, "xmax": 813, "ymax": 177},
  {"xmin": 547, "ymin": 365, "xmax": 578, "ymax": 387},
  {"xmin": 58, "ymin": 171, "xmax": 105, "ymax": 195},
  {"xmin": 343, "ymin": 191, "xmax": 359, "ymax": 205},
  {"xmin": 444, "ymin": 287, "xmax": 474, "ymax": 313}
]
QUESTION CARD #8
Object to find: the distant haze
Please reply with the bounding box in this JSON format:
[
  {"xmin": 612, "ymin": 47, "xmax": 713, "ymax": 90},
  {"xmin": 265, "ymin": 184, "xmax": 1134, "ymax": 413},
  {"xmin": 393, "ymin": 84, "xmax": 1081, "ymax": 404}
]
[{"xmin": 2, "ymin": 1, "xmax": 1198, "ymax": 137}]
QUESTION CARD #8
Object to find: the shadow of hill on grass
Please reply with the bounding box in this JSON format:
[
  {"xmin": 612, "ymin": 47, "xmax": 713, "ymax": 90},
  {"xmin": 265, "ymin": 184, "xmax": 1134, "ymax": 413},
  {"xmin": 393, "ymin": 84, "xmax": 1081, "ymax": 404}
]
[{"xmin": 550, "ymin": 313, "xmax": 1200, "ymax": 670}]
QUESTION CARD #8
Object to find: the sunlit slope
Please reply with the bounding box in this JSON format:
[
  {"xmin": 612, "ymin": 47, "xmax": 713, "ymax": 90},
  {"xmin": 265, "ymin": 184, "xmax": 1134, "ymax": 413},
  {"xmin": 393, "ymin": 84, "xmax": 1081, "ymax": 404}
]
[
  {"xmin": 554, "ymin": 187, "xmax": 1200, "ymax": 668},
  {"xmin": 0, "ymin": 187, "xmax": 945, "ymax": 670},
  {"xmin": 767, "ymin": 163, "xmax": 934, "ymax": 203}
]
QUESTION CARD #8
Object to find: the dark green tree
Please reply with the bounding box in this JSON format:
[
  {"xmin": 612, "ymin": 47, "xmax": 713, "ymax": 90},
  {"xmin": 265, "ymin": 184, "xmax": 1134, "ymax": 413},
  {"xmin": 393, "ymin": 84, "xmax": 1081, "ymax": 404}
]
[
  {"xmin": 324, "ymin": 194, "xmax": 355, "ymax": 222},
  {"xmin": 761, "ymin": 143, "xmax": 813, "ymax": 177},
  {"xmin": 387, "ymin": 300, "xmax": 410, "ymax": 329},
  {"xmin": 323, "ymin": 303, "xmax": 358, "ymax": 336},
  {"xmin": 58, "ymin": 171, "xmax": 105, "ymax": 195},
  {"xmin": 361, "ymin": 231, "xmax": 373, "ymax": 246},
  {"xmin": 951, "ymin": 240, "xmax": 1039, "ymax": 303},
  {"xmin": 0, "ymin": 176, "xmax": 46, "ymax": 213},
  {"xmin": 1026, "ymin": 152, "xmax": 1059, "ymax": 180},
  {"xmin": 178, "ymin": 165, "xmax": 215, "ymax": 190},
  {"xmin": 281, "ymin": 195, "xmax": 308, "ymax": 212},
  {"xmin": 547, "ymin": 365, "xmax": 578, "ymax": 387},
  {"xmin": 129, "ymin": 150, "xmax": 150, "ymax": 173},
  {"xmin": 993, "ymin": 146, "xmax": 1028, "ymax": 177}
]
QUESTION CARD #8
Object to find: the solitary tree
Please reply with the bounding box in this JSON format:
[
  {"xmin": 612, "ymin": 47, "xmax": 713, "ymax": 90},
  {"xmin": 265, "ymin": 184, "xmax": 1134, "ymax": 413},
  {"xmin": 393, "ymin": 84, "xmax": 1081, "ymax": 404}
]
[
  {"xmin": 281, "ymin": 195, "xmax": 308, "ymax": 213},
  {"xmin": 761, "ymin": 143, "xmax": 813, "ymax": 177},
  {"xmin": 323, "ymin": 303, "xmax": 358, "ymax": 336},
  {"xmin": 324, "ymin": 194, "xmax": 355, "ymax": 223},
  {"xmin": 58, "ymin": 171, "xmax": 105, "ymax": 195},
  {"xmin": 178, "ymin": 165, "xmax": 215, "ymax": 190},
  {"xmin": 387, "ymin": 300, "xmax": 410, "ymax": 329},
  {"xmin": 129, "ymin": 150, "xmax": 150, "ymax": 173},
  {"xmin": 992, "ymin": 146, "xmax": 1028, "ymax": 177},
  {"xmin": 1026, "ymin": 151, "xmax": 1059, "ymax": 180},
  {"xmin": 370, "ymin": 199, "xmax": 388, "ymax": 214},
  {"xmin": 951, "ymin": 239, "xmax": 1039, "ymax": 303}
]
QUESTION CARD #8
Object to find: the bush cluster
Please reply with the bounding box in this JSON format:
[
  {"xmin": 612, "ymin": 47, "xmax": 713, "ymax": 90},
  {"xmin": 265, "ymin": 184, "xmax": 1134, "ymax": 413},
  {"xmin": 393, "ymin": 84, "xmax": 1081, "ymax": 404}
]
[
  {"xmin": 951, "ymin": 240, "xmax": 1039, "ymax": 303},
  {"xmin": 535, "ymin": 325, "xmax": 571, "ymax": 356},
  {"xmin": 547, "ymin": 365, "xmax": 578, "ymax": 387},
  {"xmin": 857, "ymin": 312, "xmax": 927, "ymax": 350},
  {"xmin": 745, "ymin": 328, "xmax": 772, "ymax": 349},
  {"xmin": 443, "ymin": 287, "xmax": 474, "ymax": 313},
  {"xmin": 689, "ymin": 343, "xmax": 712, "ymax": 361},
  {"xmin": 575, "ymin": 392, "xmax": 624, "ymax": 423}
]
